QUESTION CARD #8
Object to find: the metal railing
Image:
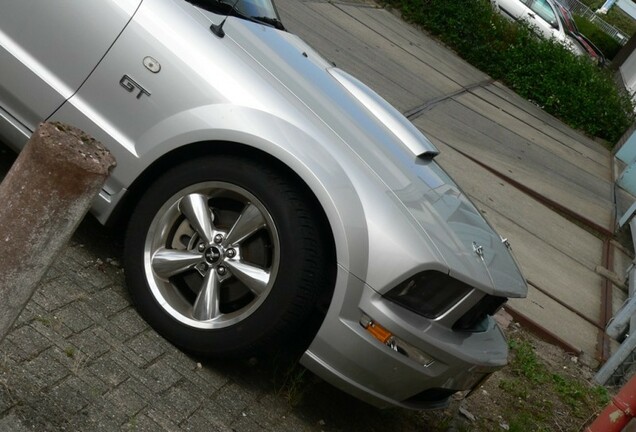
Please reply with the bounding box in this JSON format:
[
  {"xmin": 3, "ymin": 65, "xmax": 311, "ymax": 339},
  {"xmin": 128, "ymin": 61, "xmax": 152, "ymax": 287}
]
[{"xmin": 558, "ymin": 0, "xmax": 629, "ymax": 44}]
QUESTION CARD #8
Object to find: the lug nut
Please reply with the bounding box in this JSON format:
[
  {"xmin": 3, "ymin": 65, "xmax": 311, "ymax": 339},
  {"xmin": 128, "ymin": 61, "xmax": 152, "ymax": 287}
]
[
  {"xmin": 217, "ymin": 266, "xmax": 227, "ymax": 276},
  {"xmin": 197, "ymin": 243, "xmax": 206, "ymax": 252},
  {"xmin": 226, "ymin": 248, "xmax": 236, "ymax": 258},
  {"xmin": 214, "ymin": 234, "xmax": 223, "ymax": 244}
]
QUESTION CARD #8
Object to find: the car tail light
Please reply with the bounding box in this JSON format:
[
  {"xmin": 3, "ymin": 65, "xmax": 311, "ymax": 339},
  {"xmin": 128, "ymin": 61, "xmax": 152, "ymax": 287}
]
[{"xmin": 384, "ymin": 271, "xmax": 472, "ymax": 319}]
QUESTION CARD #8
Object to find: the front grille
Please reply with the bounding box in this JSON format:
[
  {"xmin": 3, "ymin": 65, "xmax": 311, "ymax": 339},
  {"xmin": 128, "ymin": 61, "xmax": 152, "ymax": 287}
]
[{"xmin": 453, "ymin": 295, "xmax": 506, "ymax": 332}]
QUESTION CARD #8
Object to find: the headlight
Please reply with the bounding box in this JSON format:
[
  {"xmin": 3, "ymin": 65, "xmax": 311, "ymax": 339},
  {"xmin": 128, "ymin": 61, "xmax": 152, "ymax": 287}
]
[{"xmin": 384, "ymin": 271, "xmax": 472, "ymax": 319}]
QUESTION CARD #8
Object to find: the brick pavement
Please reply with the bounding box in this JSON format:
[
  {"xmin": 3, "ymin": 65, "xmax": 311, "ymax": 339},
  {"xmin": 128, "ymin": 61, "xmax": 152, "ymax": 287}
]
[
  {"xmin": 0, "ymin": 223, "xmax": 252, "ymax": 430},
  {"xmin": 0, "ymin": 200, "xmax": 426, "ymax": 431}
]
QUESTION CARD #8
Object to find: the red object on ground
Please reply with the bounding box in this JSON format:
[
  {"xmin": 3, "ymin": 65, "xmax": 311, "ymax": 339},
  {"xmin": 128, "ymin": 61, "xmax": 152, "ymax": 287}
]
[{"xmin": 586, "ymin": 375, "xmax": 636, "ymax": 432}]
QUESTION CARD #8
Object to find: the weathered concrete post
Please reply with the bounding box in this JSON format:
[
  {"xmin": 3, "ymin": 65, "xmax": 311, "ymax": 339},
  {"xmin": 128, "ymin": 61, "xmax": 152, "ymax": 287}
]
[{"xmin": 0, "ymin": 122, "xmax": 115, "ymax": 343}]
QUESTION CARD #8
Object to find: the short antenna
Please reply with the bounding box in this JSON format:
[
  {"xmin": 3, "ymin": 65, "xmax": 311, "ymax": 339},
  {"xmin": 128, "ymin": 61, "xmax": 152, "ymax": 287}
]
[{"xmin": 210, "ymin": 0, "xmax": 241, "ymax": 38}]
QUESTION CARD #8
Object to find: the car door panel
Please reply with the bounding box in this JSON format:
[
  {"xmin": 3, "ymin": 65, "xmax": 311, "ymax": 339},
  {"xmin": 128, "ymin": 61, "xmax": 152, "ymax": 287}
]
[
  {"xmin": 526, "ymin": 0, "xmax": 560, "ymax": 40},
  {"xmin": 494, "ymin": 0, "xmax": 532, "ymax": 21},
  {"xmin": 48, "ymin": 0, "xmax": 236, "ymax": 195},
  {"xmin": 0, "ymin": 0, "xmax": 141, "ymax": 145}
]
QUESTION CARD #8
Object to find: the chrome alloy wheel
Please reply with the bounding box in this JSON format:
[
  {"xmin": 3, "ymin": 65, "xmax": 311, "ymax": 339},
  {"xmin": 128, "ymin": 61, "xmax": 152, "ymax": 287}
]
[{"xmin": 143, "ymin": 182, "xmax": 280, "ymax": 329}]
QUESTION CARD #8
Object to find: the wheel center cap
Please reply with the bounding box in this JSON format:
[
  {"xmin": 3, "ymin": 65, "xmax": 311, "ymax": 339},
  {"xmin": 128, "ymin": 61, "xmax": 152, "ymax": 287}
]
[{"xmin": 204, "ymin": 246, "xmax": 222, "ymax": 264}]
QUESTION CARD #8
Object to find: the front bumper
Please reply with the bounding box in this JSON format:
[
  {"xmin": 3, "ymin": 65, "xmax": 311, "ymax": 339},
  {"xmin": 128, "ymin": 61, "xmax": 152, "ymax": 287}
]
[{"xmin": 301, "ymin": 266, "xmax": 508, "ymax": 409}]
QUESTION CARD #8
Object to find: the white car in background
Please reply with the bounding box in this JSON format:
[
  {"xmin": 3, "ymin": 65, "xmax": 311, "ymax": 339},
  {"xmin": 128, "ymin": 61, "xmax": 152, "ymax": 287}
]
[{"xmin": 492, "ymin": 0, "xmax": 605, "ymax": 63}]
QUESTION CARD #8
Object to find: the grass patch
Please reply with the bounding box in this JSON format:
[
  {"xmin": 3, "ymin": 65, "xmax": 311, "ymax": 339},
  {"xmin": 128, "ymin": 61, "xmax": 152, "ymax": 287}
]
[
  {"xmin": 33, "ymin": 316, "xmax": 51, "ymax": 326},
  {"xmin": 499, "ymin": 337, "xmax": 609, "ymax": 430},
  {"xmin": 401, "ymin": 329, "xmax": 610, "ymax": 432},
  {"xmin": 64, "ymin": 346, "xmax": 76, "ymax": 358},
  {"xmin": 603, "ymin": 6, "xmax": 636, "ymax": 36},
  {"xmin": 276, "ymin": 364, "xmax": 310, "ymax": 406},
  {"xmin": 383, "ymin": 0, "xmax": 634, "ymax": 145},
  {"xmin": 579, "ymin": 0, "xmax": 636, "ymax": 35}
]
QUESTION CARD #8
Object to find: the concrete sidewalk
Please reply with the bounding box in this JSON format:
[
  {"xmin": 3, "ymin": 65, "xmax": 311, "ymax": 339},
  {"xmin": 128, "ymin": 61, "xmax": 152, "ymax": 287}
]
[{"xmin": 0, "ymin": 0, "xmax": 627, "ymax": 430}]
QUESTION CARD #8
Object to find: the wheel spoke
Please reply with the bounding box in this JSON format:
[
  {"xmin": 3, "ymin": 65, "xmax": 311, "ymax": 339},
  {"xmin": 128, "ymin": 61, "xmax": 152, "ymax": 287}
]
[
  {"xmin": 152, "ymin": 248, "xmax": 203, "ymax": 278},
  {"xmin": 178, "ymin": 193, "xmax": 215, "ymax": 245},
  {"xmin": 224, "ymin": 203, "xmax": 266, "ymax": 246},
  {"xmin": 192, "ymin": 269, "xmax": 221, "ymax": 320},
  {"xmin": 224, "ymin": 260, "xmax": 270, "ymax": 296}
]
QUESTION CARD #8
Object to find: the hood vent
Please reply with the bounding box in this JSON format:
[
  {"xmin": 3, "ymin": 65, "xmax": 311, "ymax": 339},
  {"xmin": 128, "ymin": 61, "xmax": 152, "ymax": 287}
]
[{"xmin": 328, "ymin": 68, "xmax": 439, "ymax": 160}]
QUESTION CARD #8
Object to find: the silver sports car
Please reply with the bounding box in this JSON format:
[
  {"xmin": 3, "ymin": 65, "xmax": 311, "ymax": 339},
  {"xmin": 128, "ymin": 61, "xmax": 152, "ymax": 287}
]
[{"xmin": 0, "ymin": 0, "xmax": 527, "ymax": 409}]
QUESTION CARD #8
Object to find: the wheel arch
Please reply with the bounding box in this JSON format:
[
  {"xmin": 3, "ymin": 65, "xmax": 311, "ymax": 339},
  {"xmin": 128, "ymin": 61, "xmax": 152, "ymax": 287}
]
[
  {"xmin": 109, "ymin": 140, "xmax": 339, "ymax": 311},
  {"xmin": 122, "ymin": 149, "xmax": 341, "ymax": 357},
  {"xmin": 110, "ymin": 141, "xmax": 331, "ymax": 243}
]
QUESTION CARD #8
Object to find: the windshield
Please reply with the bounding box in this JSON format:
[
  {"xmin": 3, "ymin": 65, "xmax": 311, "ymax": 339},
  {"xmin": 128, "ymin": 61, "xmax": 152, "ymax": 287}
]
[
  {"xmin": 236, "ymin": 0, "xmax": 279, "ymax": 21},
  {"xmin": 186, "ymin": 0, "xmax": 283, "ymax": 29}
]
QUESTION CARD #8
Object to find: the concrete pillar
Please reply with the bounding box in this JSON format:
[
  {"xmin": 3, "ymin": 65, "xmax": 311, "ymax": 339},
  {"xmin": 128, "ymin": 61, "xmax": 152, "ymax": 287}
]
[{"xmin": 0, "ymin": 122, "xmax": 115, "ymax": 342}]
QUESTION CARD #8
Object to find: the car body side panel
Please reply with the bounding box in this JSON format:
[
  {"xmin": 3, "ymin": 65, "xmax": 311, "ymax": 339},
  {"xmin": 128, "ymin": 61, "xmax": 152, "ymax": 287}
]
[
  {"xmin": 52, "ymin": 97, "xmax": 458, "ymax": 300},
  {"xmin": 216, "ymin": 14, "xmax": 525, "ymax": 296},
  {"xmin": 494, "ymin": 0, "xmax": 532, "ymax": 22},
  {"xmin": 49, "ymin": 0, "xmax": 454, "ymax": 293},
  {"xmin": 49, "ymin": 0, "xmax": 525, "ymax": 299},
  {"xmin": 526, "ymin": 0, "xmax": 560, "ymax": 40},
  {"xmin": 0, "ymin": 0, "xmax": 141, "ymax": 133}
]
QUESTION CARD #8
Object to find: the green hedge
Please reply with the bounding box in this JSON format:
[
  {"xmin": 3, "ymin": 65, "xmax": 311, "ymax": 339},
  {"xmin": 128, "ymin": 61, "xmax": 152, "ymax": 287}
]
[
  {"xmin": 574, "ymin": 15, "xmax": 622, "ymax": 60},
  {"xmin": 384, "ymin": 0, "xmax": 634, "ymax": 144}
]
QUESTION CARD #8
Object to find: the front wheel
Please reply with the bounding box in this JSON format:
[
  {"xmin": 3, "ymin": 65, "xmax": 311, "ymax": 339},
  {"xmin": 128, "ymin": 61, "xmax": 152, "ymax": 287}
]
[{"xmin": 124, "ymin": 155, "xmax": 332, "ymax": 357}]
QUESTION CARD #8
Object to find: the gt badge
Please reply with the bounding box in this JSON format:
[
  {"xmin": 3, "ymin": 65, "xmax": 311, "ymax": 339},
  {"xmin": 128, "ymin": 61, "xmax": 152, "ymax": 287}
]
[{"xmin": 119, "ymin": 75, "xmax": 151, "ymax": 99}]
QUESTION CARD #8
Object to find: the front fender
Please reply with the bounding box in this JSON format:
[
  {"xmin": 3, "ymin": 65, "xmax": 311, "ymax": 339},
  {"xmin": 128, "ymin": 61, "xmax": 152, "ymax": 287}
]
[
  {"xmin": 52, "ymin": 99, "xmax": 447, "ymax": 292},
  {"xmin": 131, "ymin": 105, "xmax": 449, "ymax": 291}
]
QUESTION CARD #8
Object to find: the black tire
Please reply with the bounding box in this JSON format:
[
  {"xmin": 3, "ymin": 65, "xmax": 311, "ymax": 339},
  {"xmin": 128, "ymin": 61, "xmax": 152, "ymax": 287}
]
[{"xmin": 124, "ymin": 155, "xmax": 331, "ymax": 357}]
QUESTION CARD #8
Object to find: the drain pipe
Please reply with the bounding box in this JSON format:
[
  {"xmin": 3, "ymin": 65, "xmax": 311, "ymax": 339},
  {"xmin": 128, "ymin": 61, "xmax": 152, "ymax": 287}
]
[
  {"xmin": 0, "ymin": 122, "xmax": 115, "ymax": 343},
  {"xmin": 586, "ymin": 374, "xmax": 636, "ymax": 431}
]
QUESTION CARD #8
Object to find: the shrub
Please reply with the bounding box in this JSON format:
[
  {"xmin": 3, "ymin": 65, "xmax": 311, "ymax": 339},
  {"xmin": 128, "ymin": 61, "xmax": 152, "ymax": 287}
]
[{"xmin": 383, "ymin": 0, "xmax": 634, "ymax": 144}]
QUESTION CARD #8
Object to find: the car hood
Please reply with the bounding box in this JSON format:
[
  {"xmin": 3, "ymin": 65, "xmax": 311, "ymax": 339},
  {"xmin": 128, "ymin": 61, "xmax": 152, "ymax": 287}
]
[{"xmin": 211, "ymin": 17, "xmax": 526, "ymax": 298}]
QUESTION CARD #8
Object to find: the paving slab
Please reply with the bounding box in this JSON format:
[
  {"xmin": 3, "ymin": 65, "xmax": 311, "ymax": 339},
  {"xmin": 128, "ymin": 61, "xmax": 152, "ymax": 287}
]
[
  {"xmin": 613, "ymin": 285, "xmax": 628, "ymax": 319},
  {"xmin": 435, "ymin": 141, "xmax": 604, "ymax": 272},
  {"xmin": 468, "ymin": 85, "xmax": 611, "ymax": 165},
  {"xmin": 508, "ymin": 287, "xmax": 599, "ymax": 355},
  {"xmin": 456, "ymin": 91, "xmax": 609, "ymax": 180},
  {"xmin": 483, "ymin": 82, "xmax": 608, "ymax": 156},
  {"xmin": 612, "ymin": 241, "xmax": 633, "ymax": 283},
  {"xmin": 414, "ymin": 96, "xmax": 614, "ymax": 232},
  {"xmin": 276, "ymin": 0, "xmax": 486, "ymax": 111},
  {"xmin": 333, "ymin": 3, "xmax": 490, "ymax": 86},
  {"xmin": 435, "ymin": 141, "xmax": 604, "ymax": 325},
  {"xmin": 479, "ymin": 203, "xmax": 603, "ymax": 324},
  {"xmin": 611, "ymin": 242, "xmax": 631, "ymax": 318}
]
